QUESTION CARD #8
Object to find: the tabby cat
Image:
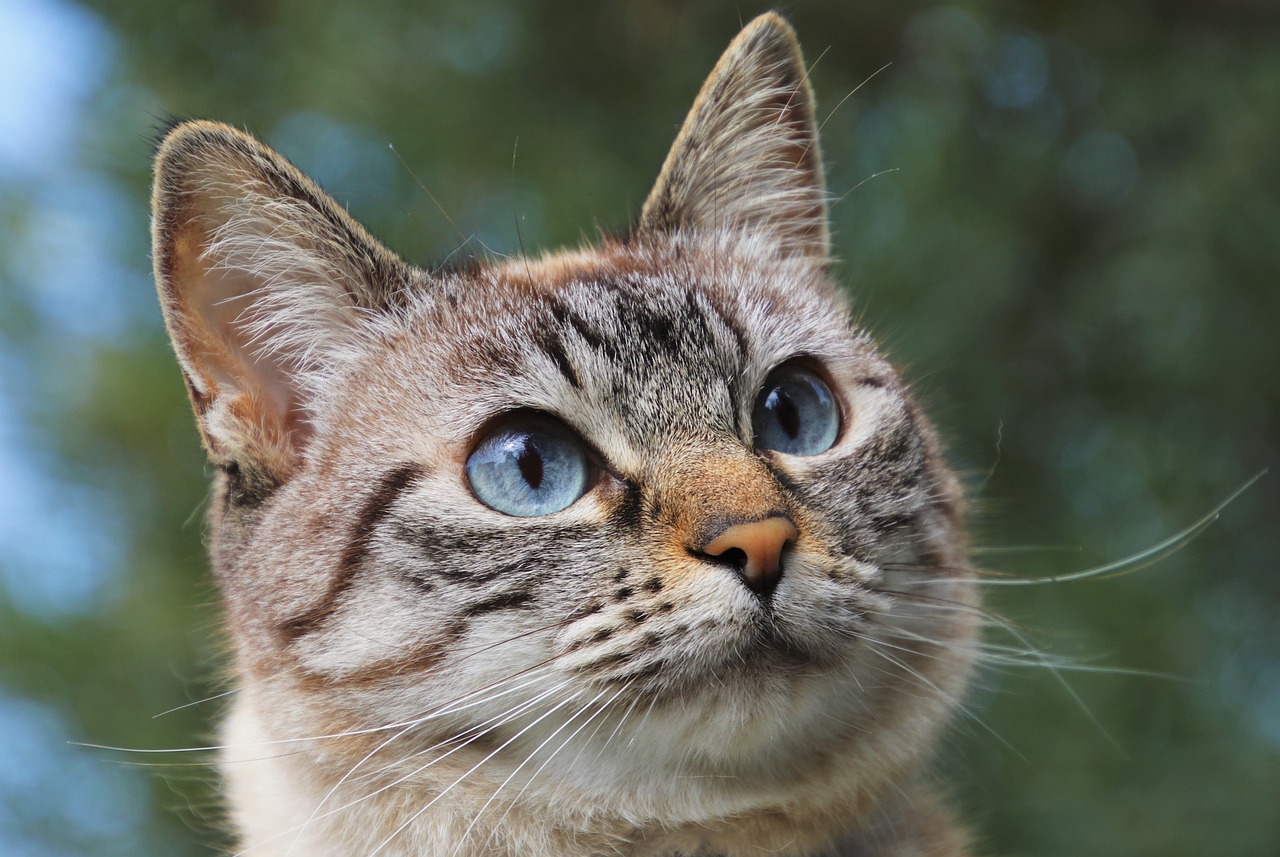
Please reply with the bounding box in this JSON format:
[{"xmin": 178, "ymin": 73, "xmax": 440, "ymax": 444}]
[{"xmin": 152, "ymin": 14, "xmax": 978, "ymax": 857}]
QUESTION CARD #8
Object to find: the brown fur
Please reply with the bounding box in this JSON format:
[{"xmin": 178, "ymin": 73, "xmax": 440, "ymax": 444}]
[{"xmin": 153, "ymin": 14, "xmax": 979, "ymax": 856}]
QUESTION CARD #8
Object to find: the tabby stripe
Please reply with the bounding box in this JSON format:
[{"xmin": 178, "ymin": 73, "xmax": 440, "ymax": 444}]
[
  {"xmin": 535, "ymin": 327, "xmax": 582, "ymax": 388},
  {"xmin": 463, "ymin": 590, "xmax": 534, "ymax": 618},
  {"xmin": 607, "ymin": 660, "xmax": 665, "ymax": 685},
  {"xmin": 278, "ymin": 464, "xmax": 424, "ymax": 642},
  {"xmin": 868, "ymin": 513, "xmax": 915, "ymax": 536},
  {"xmin": 694, "ymin": 292, "xmax": 749, "ymax": 429},
  {"xmin": 345, "ymin": 622, "xmax": 465, "ymax": 684},
  {"xmin": 577, "ymin": 648, "xmax": 638, "ymax": 672},
  {"xmin": 219, "ymin": 460, "xmax": 275, "ymax": 509},
  {"xmin": 703, "ymin": 294, "xmax": 750, "ymax": 360},
  {"xmin": 298, "ymin": 621, "xmax": 466, "ymax": 689},
  {"xmin": 547, "ymin": 296, "xmax": 608, "ymax": 353},
  {"xmin": 435, "ymin": 560, "xmax": 532, "ymax": 586}
]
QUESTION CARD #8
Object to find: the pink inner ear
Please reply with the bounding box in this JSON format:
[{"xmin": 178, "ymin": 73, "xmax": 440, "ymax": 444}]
[
  {"xmin": 153, "ymin": 121, "xmax": 408, "ymax": 475},
  {"xmin": 189, "ymin": 251, "xmax": 316, "ymax": 460}
]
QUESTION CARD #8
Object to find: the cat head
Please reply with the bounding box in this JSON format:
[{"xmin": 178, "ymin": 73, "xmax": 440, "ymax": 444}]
[{"xmin": 153, "ymin": 13, "xmax": 976, "ymax": 827}]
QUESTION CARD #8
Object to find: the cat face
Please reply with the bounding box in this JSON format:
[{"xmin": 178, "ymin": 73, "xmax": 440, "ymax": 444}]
[{"xmin": 154, "ymin": 13, "xmax": 975, "ymax": 830}]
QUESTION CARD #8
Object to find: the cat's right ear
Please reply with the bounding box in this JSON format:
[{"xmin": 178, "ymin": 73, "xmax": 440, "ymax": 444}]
[{"xmin": 151, "ymin": 120, "xmax": 410, "ymax": 489}]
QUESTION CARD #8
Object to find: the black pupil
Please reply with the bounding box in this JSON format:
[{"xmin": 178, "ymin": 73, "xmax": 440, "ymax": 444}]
[
  {"xmin": 516, "ymin": 438, "xmax": 544, "ymax": 489},
  {"xmin": 770, "ymin": 387, "xmax": 801, "ymax": 440}
]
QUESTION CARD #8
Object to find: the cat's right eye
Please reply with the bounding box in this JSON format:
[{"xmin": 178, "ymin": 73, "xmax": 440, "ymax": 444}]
[{"xmin": 465, "ymin": 417, "xmax": 590, "ymax": 517}]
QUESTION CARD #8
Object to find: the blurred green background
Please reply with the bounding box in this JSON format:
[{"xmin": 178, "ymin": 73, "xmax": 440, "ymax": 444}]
[{"xmin": 0, "ymin": 0, "xmax": 1276, "ymax": 854}]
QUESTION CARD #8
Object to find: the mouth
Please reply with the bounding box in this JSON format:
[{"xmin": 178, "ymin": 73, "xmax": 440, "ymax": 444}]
[
  {"xmin": 557, "ymin": 557, "xmax": 877, "ymax": 701},
  {"xmin": 749, "ymin": 610, "xmax": 856, "ymax": 670},
  {"xmin": 584, "ymin": 611, "xmax": 853, "ymax": 705}
]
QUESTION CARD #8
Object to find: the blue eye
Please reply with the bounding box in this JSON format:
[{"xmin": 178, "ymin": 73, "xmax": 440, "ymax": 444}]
[
  {"xmin": 466, "ymin": 418, "xmax": 590, "ymax": 516},
  {"xmin": 752, "ymin": 367, "xmax": 840, "ymax": 456}
]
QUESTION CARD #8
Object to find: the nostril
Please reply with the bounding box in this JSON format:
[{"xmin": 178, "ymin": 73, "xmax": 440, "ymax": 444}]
[
  {"xmin": 694, "ymin": 516, "xmax": 797, "ymax": 597},
  {"xmin": 703, "ymin": 546, "xmax": 748, "ymax": 571}
]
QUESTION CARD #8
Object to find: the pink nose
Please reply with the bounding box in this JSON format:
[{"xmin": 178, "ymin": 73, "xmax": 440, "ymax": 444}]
[{"xmin": 698, "ymin": 516, "xmax": 797, "ymax": 596}]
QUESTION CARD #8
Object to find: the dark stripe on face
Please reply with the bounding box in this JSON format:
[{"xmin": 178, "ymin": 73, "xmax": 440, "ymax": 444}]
[
  {"xmin": 432, "ymin": 559, "xmax": 530, "ymax": 586},
  {"xmin": 687, "ymin": 291, "xmax": 752, "ymax": 432},
  {"xmin": 617, "ymin": 284, "xmax": 713, "ymax": 357},
  {"xmin": 463, "ymin": 590, "xmax": 534, "ymax": 618},
  {"xmin": 548, "ymin": 296, "xmax": 609, "ymax": 354},
  {"xmin": 392, "ymin": 524, "xmax": 601, "ymax": 585},
  {"xmin": 534, "ymin": 327, "xmax": 582, "ymax": 389},
  {"xmin": 219, "ymin": 460, "xmax": 275, "ymax": 509},
  {"xmin": 576, "ymin": 647, "xmax": 639, "ymax": 673},
  {"xmin": 691, "ymin": 290, "xmax": 749, "ymax": 361},
  {"xmin": 278, "ymin": 464, "xmax": 424, "ymax": 641},
  {"xmin": 325, "ymin": 620, "xmax": 467, "ymax": 687}
]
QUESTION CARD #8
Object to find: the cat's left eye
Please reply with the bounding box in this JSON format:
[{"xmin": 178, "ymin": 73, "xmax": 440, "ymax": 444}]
[
  {"xmin": 466, "ymin": 417, "xmax": 590, "ymax": 517},
  {"xmin": 752, "ymin": 365, "xmax": 840, "ymax": 456}
]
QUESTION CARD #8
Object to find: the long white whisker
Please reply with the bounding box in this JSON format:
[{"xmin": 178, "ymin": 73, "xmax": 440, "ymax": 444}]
[
  {"xmin": 151, "ymin": 688, "xmax": 238, "ymax": 719},
  {"xmin": 453, "ymin": 685, "xmax": 620, "ymax": 856},
  {"xmin": 369, "ymin": 691, "xmax": 585, "ymax": 856},
  {"xmin": 593, "ymin": 683, "xmax": 646, "ymax": 765},
  {"xmin": 974, "ymin": 472, "xmax": 1262, "ymax": 587},
  {"xmin": 232, "ymin": 679, "xmax": 574, "ymax": 857},
  {"xmin": 348, "ymin": 678, "xmax": 572, "ymax": 794},
  {"xmin": 281, "ymin": 674, "xmax": 553, "ymax": 857},
  {"xmin": 493, "ymin": 686, "xmax": 628, "ymax": 835},
  {"xmin": 863, "ymin": 639, "xmax": 1023, "ymax": 760}
]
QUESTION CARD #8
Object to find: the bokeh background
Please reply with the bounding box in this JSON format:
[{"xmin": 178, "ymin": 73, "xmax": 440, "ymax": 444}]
[{"xmin": 1, "ymin": 0, "xmax": 1277, "ymax": 854}]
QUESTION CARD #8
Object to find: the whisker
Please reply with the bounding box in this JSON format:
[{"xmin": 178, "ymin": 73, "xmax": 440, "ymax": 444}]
[
  {"xmin": 151, "ymin": 688, "xmax": 238, "ymax": 719},
  {"xmin": 345, "ymin": 676, "xmax": 571, "ymax": 791},
  {"xmin": 862, "ymin": 641, "xmax": 1024, "ymax": 760},
  {"xmin": 828, "ymin": 167, "xmax": 901, "ymax": 209},
  {"xmin": 281, "ymin": 672, "xmax": 560, "ymax": 857},
  {"xmin": 85, "ymin": 626, "xmax": 578, "ymax": 759},
  {"xmin": 816, "ymin": 62, "xmax": 892, "ymax": 136},
  {"xmin": 234, "ymin": 678, "xmax": 575, "ymax": 857},
  {"xmin": 454, "ymin": 685, "xmax": 624, "ymax": 856},
  {"xmin": 368, "ymin": 692, "xmax": 586, "ymax": 856},
  {"xmin": 897, "ymin": 471, "xmax": 1264, "ymax": 588},
  {"xmin": 489, "ymin": 686, "xmax": 628, "ymax": 839},
  {"xmin": 387, "ymin": 141, "xmax": 470, "ymax": 257},
  {"xmin": 593, "ymin": 682, "xmax": 647, "ymax": 765}
]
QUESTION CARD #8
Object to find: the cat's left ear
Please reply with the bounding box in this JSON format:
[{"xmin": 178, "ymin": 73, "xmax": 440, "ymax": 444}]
[{"xmin": 638, "ymin": 13, "xmax": 828, "ymax": 262}]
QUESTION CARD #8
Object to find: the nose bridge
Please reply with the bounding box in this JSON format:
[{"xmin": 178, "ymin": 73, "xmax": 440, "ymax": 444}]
[{"xmin": 656, "ymin": 444, "xmax": 790, "ymax": 544}]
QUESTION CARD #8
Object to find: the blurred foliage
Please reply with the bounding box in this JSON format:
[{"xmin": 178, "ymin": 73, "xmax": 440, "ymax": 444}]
[{"xmin": 0, "ymin": 0, "xmax": 1276, "ymax": 855}]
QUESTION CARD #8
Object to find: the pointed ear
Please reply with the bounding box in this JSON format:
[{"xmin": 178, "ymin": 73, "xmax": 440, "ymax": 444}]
[
  {"xmin": 151, "ymin": 120, "xmax": 411, "ymax": 487},
  {"xmin": 638, "ymin": 13, "xmax": 829, "ymax": 261}
]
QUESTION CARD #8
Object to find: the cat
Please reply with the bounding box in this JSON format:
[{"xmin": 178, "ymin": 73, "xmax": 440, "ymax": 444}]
[{"xmin": 151, "ymin": 13, "xmax": 979, "ymax": 857}]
